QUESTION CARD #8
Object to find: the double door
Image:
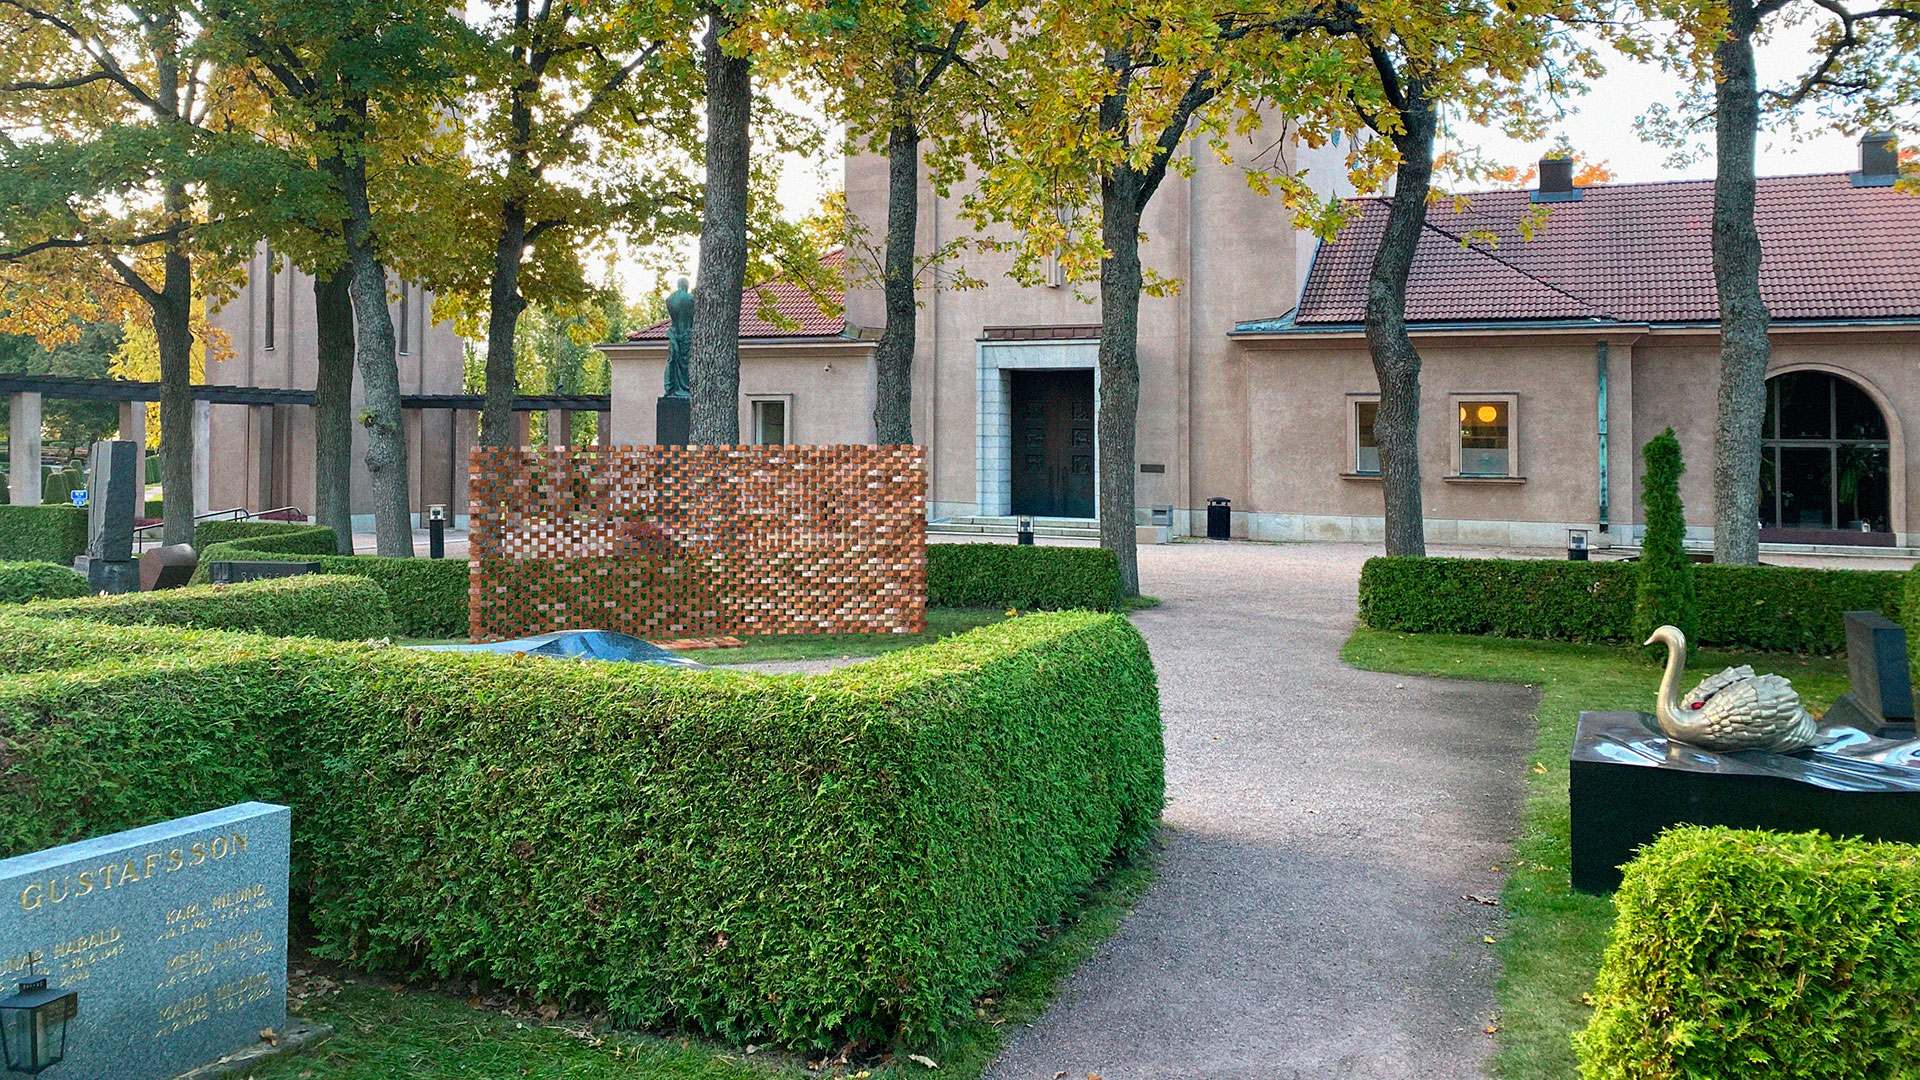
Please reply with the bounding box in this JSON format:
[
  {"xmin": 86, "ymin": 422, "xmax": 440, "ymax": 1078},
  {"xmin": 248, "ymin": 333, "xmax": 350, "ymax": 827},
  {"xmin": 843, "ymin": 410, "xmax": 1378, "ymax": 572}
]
[{"xmin": 1010, "ymin": 370, "xmax": 1095, "ymax": 519}]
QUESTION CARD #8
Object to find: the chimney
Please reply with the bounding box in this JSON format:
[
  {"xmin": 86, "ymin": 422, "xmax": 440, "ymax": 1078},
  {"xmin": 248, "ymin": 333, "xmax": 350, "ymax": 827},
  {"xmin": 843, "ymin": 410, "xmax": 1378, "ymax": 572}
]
[
  {"xmin": 1855, "ymin": 132, "xmax": 1898, "ymax": 187},
  {"xmin": 1532, "ymin": 155, "xmax": 1582, "ymax": 203}
]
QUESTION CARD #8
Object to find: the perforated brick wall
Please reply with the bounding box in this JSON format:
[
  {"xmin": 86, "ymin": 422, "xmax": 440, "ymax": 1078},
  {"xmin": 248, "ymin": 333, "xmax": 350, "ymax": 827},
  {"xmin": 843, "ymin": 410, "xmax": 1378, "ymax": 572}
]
[{"xmin": 469, "ymin": 445, "xmax": 927, "ymax": 641}]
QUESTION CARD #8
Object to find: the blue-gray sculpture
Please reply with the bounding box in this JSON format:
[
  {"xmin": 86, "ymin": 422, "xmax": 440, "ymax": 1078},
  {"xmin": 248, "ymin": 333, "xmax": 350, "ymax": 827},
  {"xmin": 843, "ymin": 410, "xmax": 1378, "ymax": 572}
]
[
  {"xmin": 664, "ymin": 277, "xmax": 693, "ymax": 399},
  {"xmin": 1647, "ymin": 624, "xmax": 1817, "ymax": 753}
]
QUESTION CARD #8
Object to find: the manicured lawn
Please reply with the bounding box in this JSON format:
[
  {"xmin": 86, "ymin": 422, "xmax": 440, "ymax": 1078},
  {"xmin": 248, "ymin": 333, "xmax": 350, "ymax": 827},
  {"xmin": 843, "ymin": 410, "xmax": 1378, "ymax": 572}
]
[
  {"xmin": 1340, "ymin": 630, "xmax": 1850, "ymax": 1080},
  {"xmin": 702, "ymin": 607, "xmax": 1010, "ymax": 665},
  {"xmin": 242, "ymin": 854, "xmax": 1155, "ymax": 1080}
]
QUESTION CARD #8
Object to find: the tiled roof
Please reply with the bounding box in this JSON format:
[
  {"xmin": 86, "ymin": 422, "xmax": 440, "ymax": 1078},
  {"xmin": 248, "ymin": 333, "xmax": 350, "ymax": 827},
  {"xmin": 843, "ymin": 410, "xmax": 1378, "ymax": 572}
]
[
  {"xmin": 629, "ymin": 250, "xmax": 846, "ymax": 341},
  {"xmin": 1290, "ymin": 172, "xmax": 1920, "ymax": 327}
]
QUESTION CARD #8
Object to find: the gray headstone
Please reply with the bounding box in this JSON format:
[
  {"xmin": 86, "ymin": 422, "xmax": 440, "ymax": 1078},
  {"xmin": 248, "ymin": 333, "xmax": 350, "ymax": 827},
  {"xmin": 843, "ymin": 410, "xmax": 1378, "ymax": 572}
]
[
  {"xmin": 0, "ymin": 803, "xmax": 290, "ymax": 1080},
  {"xmin": 85, "ymin": 441, "xmax": 139, "ymax": 594},
  {"xmin": 207, "ymin": 561, "xmax": 319, "ymax": 584},
  {"xmin": 1827, "ymin": 610, "xmax": 1916, "ymax": 732}
]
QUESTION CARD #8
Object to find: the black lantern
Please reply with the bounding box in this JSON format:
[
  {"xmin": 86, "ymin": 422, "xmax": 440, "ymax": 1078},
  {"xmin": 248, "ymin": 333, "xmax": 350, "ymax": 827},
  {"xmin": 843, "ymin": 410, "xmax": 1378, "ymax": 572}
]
[
  {"xmin": 0, "ymin": 978, "xmax": 77, "ymax": 1074},
  {"xmin": 1567, "ymin": 528, "xmax": 1590, "ymax": 562}
]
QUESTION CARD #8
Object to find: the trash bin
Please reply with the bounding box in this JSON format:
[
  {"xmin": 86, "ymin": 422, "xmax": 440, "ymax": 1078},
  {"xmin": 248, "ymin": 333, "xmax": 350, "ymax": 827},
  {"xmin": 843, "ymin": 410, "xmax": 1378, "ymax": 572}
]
[{"xmin": 1206, "ymin": 497, "xmax": 1231, "ymax": 540}]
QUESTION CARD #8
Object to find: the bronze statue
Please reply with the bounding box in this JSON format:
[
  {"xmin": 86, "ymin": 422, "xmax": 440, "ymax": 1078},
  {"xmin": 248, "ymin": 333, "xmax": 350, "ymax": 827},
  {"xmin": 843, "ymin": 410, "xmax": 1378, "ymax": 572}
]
[{"xmin": 664, "ymin": 277, "xmax": 693, "ymax": 399}]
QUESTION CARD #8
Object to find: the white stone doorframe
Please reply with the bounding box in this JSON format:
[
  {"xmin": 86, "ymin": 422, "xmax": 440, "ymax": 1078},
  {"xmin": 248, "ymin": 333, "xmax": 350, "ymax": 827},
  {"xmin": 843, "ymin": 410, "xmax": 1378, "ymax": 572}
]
[{"xmin": 976, "ymin": 339, "xmax": 1100, "ymax": 519}]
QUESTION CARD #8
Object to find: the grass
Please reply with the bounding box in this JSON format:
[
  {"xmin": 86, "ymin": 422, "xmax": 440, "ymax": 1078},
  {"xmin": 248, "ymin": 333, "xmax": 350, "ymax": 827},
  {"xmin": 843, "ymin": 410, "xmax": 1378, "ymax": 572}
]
[
  {"xmin": 240, "ymin": 847, "xmax": 1157, "ymax": 1080},
  {"xmin": 702, "ymin": 607, "xmax": 1009, "ymax": 665},
  {"xmin": 1340, "ymin": 630, "xmax": 1850, "ymax": 1080}
]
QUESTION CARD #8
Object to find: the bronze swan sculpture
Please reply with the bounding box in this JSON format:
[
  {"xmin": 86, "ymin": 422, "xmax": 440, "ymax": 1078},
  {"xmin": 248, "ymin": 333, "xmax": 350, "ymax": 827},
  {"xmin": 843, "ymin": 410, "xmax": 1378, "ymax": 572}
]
[{"xmin": 1645, "ymin": 624, "xmax": 1818, "ymax": 754}]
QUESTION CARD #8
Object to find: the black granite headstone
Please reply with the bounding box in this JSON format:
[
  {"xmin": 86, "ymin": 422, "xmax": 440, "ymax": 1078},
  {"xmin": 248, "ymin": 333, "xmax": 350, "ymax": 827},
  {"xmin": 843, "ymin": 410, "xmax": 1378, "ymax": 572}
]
[
  {"xmin": 208, "ymin": 561, "xmax": 320, "ymax": 584},
  {"xmin": 1819, "ymin": 610, "xmax": 1915, "ymax": 734},
  {"xmin": 1570, "ymin": 710, "xmax": 1920, "ymax": 892},
  {"xmin": 86, "ymin": 440, "xmax": 140, "ymax": 594},
  {"xmin": 656, "ymin": 395, "xmax": 690, "ymax": 447}
]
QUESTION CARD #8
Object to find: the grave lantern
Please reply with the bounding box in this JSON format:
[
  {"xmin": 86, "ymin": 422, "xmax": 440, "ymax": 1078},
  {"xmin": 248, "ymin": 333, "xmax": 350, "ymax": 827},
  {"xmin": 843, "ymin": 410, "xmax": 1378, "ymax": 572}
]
[
  {"xmin": 1567, "ymin": 528, "xmax": 1590, "ymax": 562},
  {"xmin": 0, "ymin": 978, "xmax": 78, "ymax": 1075}
]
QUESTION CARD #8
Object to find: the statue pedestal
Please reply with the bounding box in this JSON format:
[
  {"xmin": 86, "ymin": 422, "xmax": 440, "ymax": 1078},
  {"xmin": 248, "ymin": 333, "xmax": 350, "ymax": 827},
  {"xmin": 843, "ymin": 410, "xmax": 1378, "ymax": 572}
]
[
  {"xmin": 1571, "ymin": 710, "xmax": 1920, "ymax": 893},
  {"xmin": 656, "ymin": 396, "xmax": 690, "ymax": 447}
]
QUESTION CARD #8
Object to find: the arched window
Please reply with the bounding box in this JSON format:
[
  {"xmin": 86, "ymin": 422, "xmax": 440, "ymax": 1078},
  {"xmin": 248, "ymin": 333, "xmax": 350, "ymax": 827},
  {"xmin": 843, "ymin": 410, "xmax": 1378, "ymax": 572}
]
[{"xmin": 1760, "ymin": 371, "xmax": 1891, "ymax": 537}]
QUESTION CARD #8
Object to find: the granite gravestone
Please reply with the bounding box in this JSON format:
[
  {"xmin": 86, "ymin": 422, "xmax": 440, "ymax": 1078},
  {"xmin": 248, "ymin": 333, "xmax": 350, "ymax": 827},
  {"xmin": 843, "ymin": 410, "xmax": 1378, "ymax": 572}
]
[
  {"xmin": 1821, "ymin": 610, "xmax": 1915, "ymax": 734},
  {"xmin": 84, "ymin": 440, "xmax": 140, "ymax": 595},
  {"xmin": 0, "ymin": 803, "xmax": 290, "ymax": 1080}
]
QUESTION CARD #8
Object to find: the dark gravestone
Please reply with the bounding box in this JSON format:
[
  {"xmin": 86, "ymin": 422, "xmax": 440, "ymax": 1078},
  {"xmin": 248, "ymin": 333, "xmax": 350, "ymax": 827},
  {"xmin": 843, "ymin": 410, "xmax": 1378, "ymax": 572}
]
[
  {"xmin": 1570, "ymin": 710, "xmax": 1920, "ymax": 892},
  {"xmin": 0, "ymin": 803, "xmax": 291, "ymax": 1080},
  {"xmin": 140, "ymin": 543, "xmax": 198, "ymax": 591},
  {"xmin": 1821, "ymin": 610, "xmax": 1914, "ymax": 734},
  {"xmin": 207, "ymin": 561, "xmax": 320, "ymax": 584},
  {"xmin": 86, "ymin": 440, "xmax": 140, "ymax": 595},
  {"xmin": 656, "ymin": 395, "xmax": 690, "ymax": 447}
]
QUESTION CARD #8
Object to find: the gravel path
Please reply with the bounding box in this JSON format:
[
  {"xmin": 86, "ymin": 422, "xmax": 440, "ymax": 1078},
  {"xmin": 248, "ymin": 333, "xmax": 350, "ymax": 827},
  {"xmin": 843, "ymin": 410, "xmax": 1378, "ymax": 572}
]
[{"xmin": 984, "ymin": 541, "xmax": 1538, "ymax": 1080}]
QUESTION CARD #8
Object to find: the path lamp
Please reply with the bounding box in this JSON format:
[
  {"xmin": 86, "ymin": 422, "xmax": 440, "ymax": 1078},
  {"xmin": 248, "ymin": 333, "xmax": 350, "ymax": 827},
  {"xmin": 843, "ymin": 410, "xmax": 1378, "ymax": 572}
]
[
  {"xmin": 0, "ymin": 978, "xmax": 78, "ymax": 1074},
  {"xmin": 1567, "ymin": 528, "xmax": 1590, "ymax": 562},
  {"xmin": 1017, "ymin": 517, "xmax": 1034, "ymax": 546},
  {"xmin": 428, "ymin": 504, "xmax": 447, "ymax": 559}
]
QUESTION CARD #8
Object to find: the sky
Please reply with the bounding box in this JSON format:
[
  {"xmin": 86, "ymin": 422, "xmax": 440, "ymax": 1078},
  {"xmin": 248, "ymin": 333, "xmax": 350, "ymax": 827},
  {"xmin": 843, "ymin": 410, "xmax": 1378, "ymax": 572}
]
[{"xmin": 614, "ymin": 24, "xmax": 1904, "ymax": 299}]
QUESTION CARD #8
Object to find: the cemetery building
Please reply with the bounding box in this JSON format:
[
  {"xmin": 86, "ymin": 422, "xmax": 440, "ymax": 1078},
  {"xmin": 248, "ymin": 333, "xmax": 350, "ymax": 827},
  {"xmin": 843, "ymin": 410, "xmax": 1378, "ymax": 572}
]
[
  {"xmin": 203, "ymin": 248, "xmax": 474, "ymax": 527},
  {"xmin": 606, "ymin": 132, "xmax": 1920, "ymax": 550}
]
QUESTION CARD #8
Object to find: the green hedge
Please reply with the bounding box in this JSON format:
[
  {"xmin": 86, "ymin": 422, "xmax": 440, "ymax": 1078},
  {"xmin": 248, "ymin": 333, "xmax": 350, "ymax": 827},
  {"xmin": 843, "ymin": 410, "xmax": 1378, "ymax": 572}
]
[
  {"xmin": 0, "ymin": 610, "xmax": 1161, "ymax": 1051},
  {"xmin": 198, "ymin": 525, "xmax": 338, "ymax": 557},
  {"xmin": 39, "ymin": 468, "xmax": 81, "ymax": 506},
  {"xmin": 1358, "ymin": 556, "xmax": 1901, "ymax": 653},
  {"xmin": 0, "ymin": 505, "xmax": 89, "ymax": 564},
  {"xmin": 1576, "ymin": 827, "xmax": 1920, "ymax": 1079},
  {"xmin": 193, "ymin": 518, "xmax": 324, "ymax": 551},
  {"xmin": 15, "ymin": 576, "xmax": 396, "ymax": 640},
  {"xmin": 926, "ymin": 543, "xmax": 1121, "ymax": 610},
  {"xmin": 0, "ymin": 561, "xmax": 88, "ymax": 604},
  {"xmin": 191, "ymin": 544, "xmax": 464, "ymax": 637}
]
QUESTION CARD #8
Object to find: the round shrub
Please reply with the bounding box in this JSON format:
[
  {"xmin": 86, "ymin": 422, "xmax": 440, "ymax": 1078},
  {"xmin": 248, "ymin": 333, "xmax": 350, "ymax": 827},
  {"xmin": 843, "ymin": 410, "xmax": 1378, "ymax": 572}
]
[{"xmin": 0, "ymin": 561, "xmax": 88, "ymax": 604}]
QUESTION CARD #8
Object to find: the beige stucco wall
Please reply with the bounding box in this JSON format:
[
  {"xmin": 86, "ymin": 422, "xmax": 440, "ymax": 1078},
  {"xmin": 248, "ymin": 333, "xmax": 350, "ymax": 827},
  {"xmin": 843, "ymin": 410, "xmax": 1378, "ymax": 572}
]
[
  {"xmin": 204, "ymin": 244, "xmax": 468, "ymax": 523},
  {"xmin": 602, "ymin": 341, "xmax": 877, "ymax": 446}
]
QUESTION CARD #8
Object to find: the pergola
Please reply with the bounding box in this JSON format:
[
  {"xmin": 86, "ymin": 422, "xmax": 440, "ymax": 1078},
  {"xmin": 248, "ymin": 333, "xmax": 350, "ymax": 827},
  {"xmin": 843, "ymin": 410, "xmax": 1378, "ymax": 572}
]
[{"xmin": 0, "ymin": 375, "xmax": 610, "ymax": 510}]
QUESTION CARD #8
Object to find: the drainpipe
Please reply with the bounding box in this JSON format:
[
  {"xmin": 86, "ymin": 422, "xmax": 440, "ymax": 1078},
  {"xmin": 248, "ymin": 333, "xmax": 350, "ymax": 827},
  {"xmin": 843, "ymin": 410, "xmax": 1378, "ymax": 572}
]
[{"xmin": 1596, "ymin": 340, "xmax": 1610, "ymax": 535}]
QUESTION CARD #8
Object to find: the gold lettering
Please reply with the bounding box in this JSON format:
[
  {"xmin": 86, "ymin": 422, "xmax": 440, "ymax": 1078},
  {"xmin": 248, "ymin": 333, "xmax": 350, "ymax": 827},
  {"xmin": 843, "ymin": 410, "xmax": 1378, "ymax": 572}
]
[
  {"xmin": 75, "ymin": 871, "xmax": 92, "ymax": 897},
  {"xmin": 19, "ymin": 884, "xmax": 41, "ymax": 911},
  {"xmin": 99, "ymin": 863, "xmax": 117, "ymax": 889},
  {"xmin": 189, "ymin": 843, "xmax": 206, "ymax": 865},
  {"xmin": 145, "ymin": 853, "xmax": 162, "ymax": 877},
  {"xmin": 167, "ymin": 849, "xmax": 183, "ymax": 871},
  {"xmin": 230, "ymin": 833, "xmax": 246, "ymax": 853},
  {"xmin": 119, "ymin": 859, "xmax": 139, "ymax": 883},
  {"xmin": 209, "ymin": 836, "xmax": 227, "ymax": 860},
  {"xmin": 46, "ymin": 878, "xmax": 67, "ymax": 905}
]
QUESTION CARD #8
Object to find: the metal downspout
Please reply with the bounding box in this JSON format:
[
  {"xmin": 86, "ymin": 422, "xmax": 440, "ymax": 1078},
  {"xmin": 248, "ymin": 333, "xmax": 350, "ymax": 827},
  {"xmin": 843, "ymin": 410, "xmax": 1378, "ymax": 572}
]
[{"xmin": 1597, "ymin": 340, "xmax": 1610, "ymax": 534}]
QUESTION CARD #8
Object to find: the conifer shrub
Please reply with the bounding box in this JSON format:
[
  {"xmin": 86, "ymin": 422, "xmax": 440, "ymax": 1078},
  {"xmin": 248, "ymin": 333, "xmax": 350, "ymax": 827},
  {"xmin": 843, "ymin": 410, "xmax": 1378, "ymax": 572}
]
[
  {"xmin": 1633, "ymin": 428, "xmax": 1697, "ymax": 649},
  {"xmin": 0, "ymin": 561, "xmax": 88, "ymax": 604}
]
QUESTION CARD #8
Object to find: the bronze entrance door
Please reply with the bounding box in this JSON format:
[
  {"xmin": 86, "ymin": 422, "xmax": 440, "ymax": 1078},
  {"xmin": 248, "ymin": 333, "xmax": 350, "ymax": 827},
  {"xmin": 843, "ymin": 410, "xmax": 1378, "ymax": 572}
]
[{"xmin": 1009, "ymin": 370, "xmax": 1095, "ymax": 519}]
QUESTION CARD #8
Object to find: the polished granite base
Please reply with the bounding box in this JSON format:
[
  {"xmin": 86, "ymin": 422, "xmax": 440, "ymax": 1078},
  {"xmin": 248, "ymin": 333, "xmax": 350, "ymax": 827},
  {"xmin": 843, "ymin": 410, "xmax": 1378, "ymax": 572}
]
[{"xmin": 1570, "ymin": 710, "xmax": 1920, "ymax": 892}]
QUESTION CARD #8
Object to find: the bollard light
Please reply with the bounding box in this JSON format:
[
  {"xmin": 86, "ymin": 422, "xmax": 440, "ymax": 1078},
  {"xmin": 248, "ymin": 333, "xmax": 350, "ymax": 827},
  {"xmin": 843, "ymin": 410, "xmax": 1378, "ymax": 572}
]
[
  {"xmin": 1567, "ymin": 528, "xmax": 1590, "ymax": 562},
  {"xmin": 0, "ymin": 978, "xmax": 78, "ymax": 1075},
  {"xmin": 427, "ymin": 504, "xmax": 447, "ymax": 560},
  {"xmin": 1017, "ymin": 517, "xmax": 1035, "ymax": 546}
]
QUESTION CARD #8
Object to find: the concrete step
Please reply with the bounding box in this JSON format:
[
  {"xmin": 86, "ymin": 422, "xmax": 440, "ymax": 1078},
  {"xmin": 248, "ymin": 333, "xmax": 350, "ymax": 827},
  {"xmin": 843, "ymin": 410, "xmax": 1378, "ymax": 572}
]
[{"xmin": 930, "ymin": 516, "xmax": 1102, "ymax": 539}]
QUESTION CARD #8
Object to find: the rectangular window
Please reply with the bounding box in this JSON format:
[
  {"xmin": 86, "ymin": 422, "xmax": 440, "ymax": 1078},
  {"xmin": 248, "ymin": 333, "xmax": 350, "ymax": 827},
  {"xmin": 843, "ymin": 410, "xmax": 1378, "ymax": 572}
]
[
  {"xmin": 1355, "ymin": 400, "xmax": 1380, "ymax": 475},
  {"xmin": 262, "ymin": 246, "xmax": 275, "ymax": 352},
  {"xmin": 752, "ymin": 399, "xmax": 787, "ymax": 445},
  {"xmin": 1454, "ymin": 396, "xmax": 1516, "ymax": 477}
]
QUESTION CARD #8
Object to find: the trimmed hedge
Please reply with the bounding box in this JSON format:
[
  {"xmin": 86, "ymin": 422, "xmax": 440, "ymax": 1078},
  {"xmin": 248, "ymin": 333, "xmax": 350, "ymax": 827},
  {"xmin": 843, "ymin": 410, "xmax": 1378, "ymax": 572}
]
[
  {"xmin": 0, "ymin": 561, "xmax": 88, "ymax": 604},
  {"xmin": 1358, "ymin": 556, "xmax": 1902, "ymax": 654},
  {"xmin": 198, "ymin": 525, "xmax": 338, "ymax": 557},
  {"xmin": 0, "ymin": 610, "xmax": 1161, "ymax": 1051},
  {"xmin": 191, "ymin": 544, "xmax": 465, "ymax": 637},
  {"xmin": 193, "ymin": 518, "xmax": 322, "ymax": 551},
  {"xmin": 1576, "ymin": 827, "xmax": 1920, "ymax": 1079},
  {"xmin": 15, "ymin": 576, "xmax": 396, "ymax": 640},
  {"xmin": 0, "ymin": 505, "xmax": 89, "ymax": 563},
  {"xmin": 926, "ymin": 543, "xmax": 1121, "ymax": 610}
]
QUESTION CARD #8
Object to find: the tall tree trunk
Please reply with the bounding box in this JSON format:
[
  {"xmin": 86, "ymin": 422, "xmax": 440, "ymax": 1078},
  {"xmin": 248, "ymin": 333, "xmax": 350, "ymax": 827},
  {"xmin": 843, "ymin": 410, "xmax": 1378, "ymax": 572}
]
[
  {"xmin": 313, "ymin": 268, "xmax": 355, "ymax": 554},
  {"xmin": 338, "ymin": 130, "xmax": 413, "ymax": 557},
  {"xmin": 154, "ymin": 231, "xmax": 195, "ymax": 548},
  {"xmin": 480, "ymin": 201, "xmax": 529, "ymax": 447},
  {"xmin": 872, "ymin": 71, "xmax": 919, "ymax": 446},
  {"xmin": 1711, "ymin": 2, "xmax": 1768, "ymax": 566},
  {"xmin": 1363, "ymin": 84, "xmax": 1436, "ymax": 558},
  {"xmin": 689, "ymin": 2, "xmax": 750, "ymax": 445},
  {"xmin": 1098, "ymin": 174, "xmax": 1144, "ymax": 597}
]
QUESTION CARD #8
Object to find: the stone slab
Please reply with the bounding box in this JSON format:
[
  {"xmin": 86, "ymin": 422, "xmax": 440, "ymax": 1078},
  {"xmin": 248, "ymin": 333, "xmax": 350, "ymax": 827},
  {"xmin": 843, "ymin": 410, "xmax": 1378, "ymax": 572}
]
[
  {"xmin": 0, "ymin": 803, "xmax": 291, "ymax": 1080},
  {"xmin": 206, "ymin": 561, "xmax": 318, "ymax": 585},
  {"xmin": 1570, "ymin": 711, "xmax": 1920, "ymax": 892},
  {"xmin": 655, "ymin": 395, "xmax": 689, "ymax": 447},
  {"xmin": 1843, "ymin": 609, "xmax": 1913, "ymax": 725},
  {"xmin": 141, "ymin": 544, "xmax": 199, "ymax": 592}
]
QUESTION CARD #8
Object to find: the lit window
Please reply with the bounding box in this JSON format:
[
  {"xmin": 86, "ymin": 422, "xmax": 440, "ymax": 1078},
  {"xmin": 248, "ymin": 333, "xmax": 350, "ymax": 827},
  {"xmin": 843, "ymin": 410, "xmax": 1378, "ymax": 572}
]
[
  {"xmin": 1354, "ymin": 399, "xmax": 1380, "ymax": 475},
  {"xmin": 1454, "ymin": 397, "xmax": 1516, "ymax": 477},
  {"xmin": 752, "ymin": 399, "xmax": 787, "ymax": 445}
]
